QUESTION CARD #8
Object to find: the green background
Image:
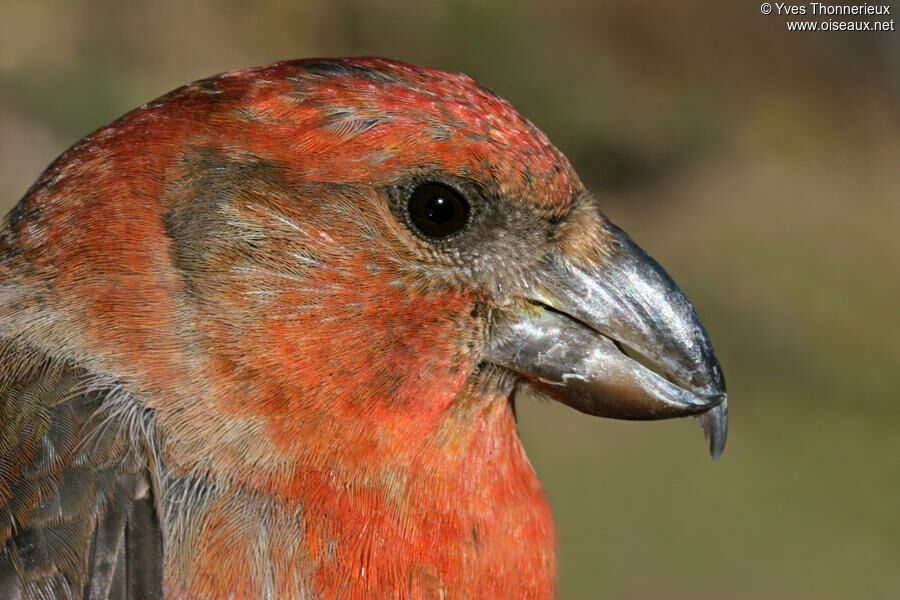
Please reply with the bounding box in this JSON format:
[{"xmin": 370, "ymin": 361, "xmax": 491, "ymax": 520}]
[{"xmin": 1, "ymin": 1, "xmax": 897, "ymax": 598}]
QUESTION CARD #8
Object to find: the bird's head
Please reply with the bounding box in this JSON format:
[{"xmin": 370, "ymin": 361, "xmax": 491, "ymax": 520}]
[{"xmin": 1, "ymin": 57, "xmax": 726, "ymax": 491}]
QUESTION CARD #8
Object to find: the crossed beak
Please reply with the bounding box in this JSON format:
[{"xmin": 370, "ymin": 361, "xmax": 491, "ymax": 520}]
[{"xmin": 485, "ymin": 222, "xmax": 728, "ymax": 460}]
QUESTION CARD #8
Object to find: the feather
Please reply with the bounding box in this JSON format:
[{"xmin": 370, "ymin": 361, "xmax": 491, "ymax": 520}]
[{"xmin": 0, "ymin": 342, "xmax": 162, "ymax": 599}]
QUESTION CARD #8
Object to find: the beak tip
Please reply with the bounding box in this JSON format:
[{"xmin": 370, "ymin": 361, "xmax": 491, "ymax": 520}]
[{"xmin": 696, "ymin": 397, "xmax": 728, "ymax": 461}]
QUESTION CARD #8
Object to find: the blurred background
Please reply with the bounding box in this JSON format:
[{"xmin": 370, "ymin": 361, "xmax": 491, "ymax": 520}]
[{"xmin": 1, "ymin": 1, "xmax": 897, "ymax": 598}]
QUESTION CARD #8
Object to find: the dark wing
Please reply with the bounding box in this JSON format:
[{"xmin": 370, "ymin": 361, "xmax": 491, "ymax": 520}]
[{"xmin": 0, "ymin": 341, "xmax": 163, "ymax": 599}]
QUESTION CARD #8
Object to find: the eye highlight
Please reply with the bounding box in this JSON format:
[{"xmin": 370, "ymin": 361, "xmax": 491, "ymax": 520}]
[{"xmin": 407, "ymin": 183, "xmax": 470, "ymax": 240}]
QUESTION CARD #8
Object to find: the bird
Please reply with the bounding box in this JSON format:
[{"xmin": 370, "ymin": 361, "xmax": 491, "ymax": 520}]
[{"xmin": 0, "ymin": 57, "xmax": 727, "ymax": 599}]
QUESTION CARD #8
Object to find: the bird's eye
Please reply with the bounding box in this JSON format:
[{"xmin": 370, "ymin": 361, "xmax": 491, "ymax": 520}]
[{"xmin": 407, "ymin": 183, "xmax": 470, "ymax": 240}]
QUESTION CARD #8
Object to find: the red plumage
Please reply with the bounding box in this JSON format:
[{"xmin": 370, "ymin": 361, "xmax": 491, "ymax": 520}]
[{"xmin": 0, "ymin": 57, "xmax": 726, "ymax": 599}]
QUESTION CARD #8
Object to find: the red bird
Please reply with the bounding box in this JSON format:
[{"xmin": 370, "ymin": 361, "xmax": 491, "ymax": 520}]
[{"xmin": 0, "ymin": 58, "xmax": 726, "ymax": 599}]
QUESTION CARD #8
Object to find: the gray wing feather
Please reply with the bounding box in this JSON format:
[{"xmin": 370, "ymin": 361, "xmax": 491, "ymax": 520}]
[{"xmin": 0, "ymin": 342, "xmax": 163, "ymax": 599}]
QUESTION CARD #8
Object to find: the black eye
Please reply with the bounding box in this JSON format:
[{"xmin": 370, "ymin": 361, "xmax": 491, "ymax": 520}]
[{"xmin": 407, "ymin": 183, "xmax": 470, "ymax": 240}]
